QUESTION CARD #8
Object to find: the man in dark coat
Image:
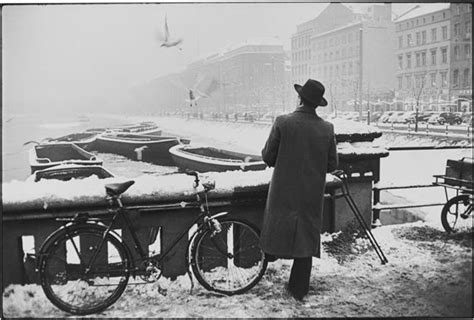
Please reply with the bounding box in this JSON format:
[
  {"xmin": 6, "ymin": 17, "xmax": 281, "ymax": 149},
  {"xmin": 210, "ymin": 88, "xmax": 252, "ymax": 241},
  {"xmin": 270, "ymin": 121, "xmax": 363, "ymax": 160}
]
[{"xmin": 260, "ymin": 79, "xmax": 338, "ymax": 301}]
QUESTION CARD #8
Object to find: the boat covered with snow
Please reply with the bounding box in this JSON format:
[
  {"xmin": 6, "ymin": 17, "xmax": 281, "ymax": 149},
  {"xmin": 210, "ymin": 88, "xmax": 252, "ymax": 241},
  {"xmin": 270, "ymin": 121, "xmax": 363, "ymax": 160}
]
[
  {"xmin": 85, "ymin": 122, "xmax": 162, "ymax": 136},
  {"xmin": 27, "ymin": 164, "xmax": 114, "ymax": 182},
  {"xmin": 95, "ymin": 133, "xmax": 185, "ymax": 165},
  {"xmin": 113, "ymin": 121, "xmax": 162, "ymax": 136},
  {"xmin": 46, "ymin": 132, "xmax": 99, "ymax": 150},
  {"xmin": 29, "ymin": 143, "xmax": 103, "ymax": 173},
  {"xmin": 169, "ymin": 144, "xmax": 267, "ymax": 172}
]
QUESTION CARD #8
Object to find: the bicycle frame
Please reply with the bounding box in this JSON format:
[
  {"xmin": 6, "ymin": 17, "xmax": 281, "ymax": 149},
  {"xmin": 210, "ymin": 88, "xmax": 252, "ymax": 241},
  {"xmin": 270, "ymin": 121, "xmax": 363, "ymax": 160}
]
[{"xmin": 60, "ymin": 187, "xmax": 228, "ymax": 276}]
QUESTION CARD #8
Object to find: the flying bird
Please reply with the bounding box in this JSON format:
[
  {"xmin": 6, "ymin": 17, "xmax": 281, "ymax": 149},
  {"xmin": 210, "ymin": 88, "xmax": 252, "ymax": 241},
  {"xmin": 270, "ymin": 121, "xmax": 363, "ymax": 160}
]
[
  {"xmin": 172, "ymin": 75, "xmax": 220, "ymax": 107},
  {"xmin": 157, "ymin": 15, "xmax": 183, "ymax": 50}
]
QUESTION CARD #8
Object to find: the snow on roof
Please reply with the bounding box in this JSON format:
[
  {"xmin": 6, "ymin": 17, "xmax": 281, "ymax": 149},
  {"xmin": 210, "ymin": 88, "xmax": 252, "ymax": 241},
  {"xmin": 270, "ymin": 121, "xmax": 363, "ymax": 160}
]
[
  {"xmin": 395, "ymin": 3, "xmax": 450, "ymax": 22},
  {"xmin": 225, "ymin": 36, "xmax": 284, "ymax": 53}
]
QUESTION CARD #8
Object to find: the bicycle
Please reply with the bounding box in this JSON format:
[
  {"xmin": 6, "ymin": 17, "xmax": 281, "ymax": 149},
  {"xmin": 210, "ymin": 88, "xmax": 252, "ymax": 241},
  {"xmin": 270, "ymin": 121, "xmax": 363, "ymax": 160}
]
[{"xmin": 36, "ymin": 170, "xmax": 267, "ymax": 315}]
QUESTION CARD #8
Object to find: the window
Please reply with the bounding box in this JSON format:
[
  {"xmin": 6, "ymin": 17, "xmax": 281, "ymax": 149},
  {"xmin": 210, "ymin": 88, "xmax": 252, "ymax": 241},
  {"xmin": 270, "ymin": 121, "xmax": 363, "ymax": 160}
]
[
  {"xmin": 455, "ymin": 4, "xmax": 460, "ymax": 15},
  {"xmin": 422, "ymin": 31, "xmax": 427, "ymax": 44},
  {"xmin": 348, "ymin": 33, "xmax": 353, "ymax": 42},
  {"xmin": 430, "ymin": 73, "xmax": 437, "ymax": 87},
  {"xmin": 441, "ymin": 47, "xmax": 447, "ymax": 63},
  {"xmin": 399, "ymin": 36, "xmax": 403, "ymax": 48},
  {"xmin": 453, "ymin": 69, "xmax": 459, "ymax": 87},
  {"xmin": 466, "ymin": 21, "xmax": 472, "ymax": 37},
  {"xmin": 349, "ymin": 47, "xmax": 353, "ymax": 56},
  {"xmin": 342, "ymin": 48, "xmax": 346, "ymax": 58},
  {"xmin": 432, "ymin": 15, "xmax": 435, "ymax": 22},
  {"xmin": 431, "ymin": 28, "xmax": 437, "ymax": 42},
  {"xmin": 431, "ymin": 49, "xmax": 437, "ymax": 65},
  {"xmin": 398, "ymin": 55, "xmax": 403, "ymax": 69},
  {"xmin": 442, "ymin": 26, "xmax": 448, "ymax": 40},
  {"xmin": 398, "ymin": 76, "xmax": 403, "ymax": 89},
  {"xmin": 463, "ymin": 69, "xmax": 470, "ymax": 87},
  {"xmin": 416, "ymin": 32, "xmax": 421, "ymax": 45},
  {"xmin": 407, "ymin": 34, "xmax": 412, "ymax": 46},
  {"xmin": 465, "ymin": 44, "xmax": 471, "ymax": 58},
  {"xmin": 441, "ymin": 71, "xmax": 447, "ymax": 87},
  {"xmin": 454, "ymin": 23, "xmax": 460, "ymax": 37},
  {"xmin": 348, "ymin": 61, "xmax": 353, "ymax": 75},
  {"xmin": 406, "ymin": 53, "xmax": 412, "ymax": 68},
  {"xmin": 421, "ymin": 51, "xmax": 426, "ymax": 66},
  {"xmin": 454, "ymin": 45, "xmax": 460, "ymax": 60},
  {"xmin": 406, "ymin": 75, "xmax": 412, "ymax": 88},
  {"xmin": 416, "ymin": 52, "xmax": 421, "ymax": 67}
]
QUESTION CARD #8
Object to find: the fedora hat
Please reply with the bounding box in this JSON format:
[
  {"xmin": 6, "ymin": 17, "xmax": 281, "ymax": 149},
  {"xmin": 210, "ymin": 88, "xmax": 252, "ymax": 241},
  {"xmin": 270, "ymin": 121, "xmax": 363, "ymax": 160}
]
[{"xmin": 294, "ymin": 79, "xmax": 328, "ymax": 107}]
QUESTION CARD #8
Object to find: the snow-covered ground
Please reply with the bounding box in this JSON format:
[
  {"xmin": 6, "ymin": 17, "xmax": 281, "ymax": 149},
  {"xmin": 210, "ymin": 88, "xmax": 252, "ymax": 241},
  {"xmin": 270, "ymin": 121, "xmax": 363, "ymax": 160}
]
[{"xmin": 3, "ymin": 220, "xmax": 472, "ymax": 317}]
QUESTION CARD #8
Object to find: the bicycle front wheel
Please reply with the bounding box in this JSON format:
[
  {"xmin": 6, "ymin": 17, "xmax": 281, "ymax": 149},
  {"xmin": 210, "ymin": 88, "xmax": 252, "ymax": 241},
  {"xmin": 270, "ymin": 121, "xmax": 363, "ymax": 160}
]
[
  {"xmin": 441, "ymin": 194, "xmax": 473, "ymax": 233},
  {"xmin": 39, "ymin": 225, "xmax": 130, "ymax": 315},
  {"xmin": 190, "ymin": 219, "xmax": 267, "ymax": 295}
]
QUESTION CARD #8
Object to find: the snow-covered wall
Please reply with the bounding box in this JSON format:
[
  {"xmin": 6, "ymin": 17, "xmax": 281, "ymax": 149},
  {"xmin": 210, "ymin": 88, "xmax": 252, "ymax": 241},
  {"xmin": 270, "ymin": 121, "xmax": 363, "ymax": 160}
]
[{"xmin": 2, "ymin": 169, "xmax": 342, "ymax": 213}]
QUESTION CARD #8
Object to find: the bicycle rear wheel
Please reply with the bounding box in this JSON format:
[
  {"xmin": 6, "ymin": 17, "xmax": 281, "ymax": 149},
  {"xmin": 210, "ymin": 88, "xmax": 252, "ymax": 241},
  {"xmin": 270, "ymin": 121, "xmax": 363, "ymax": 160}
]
[
  {"xmin": 39, "ymin": 225, "xmax": 130, "ymax": 315},
  {"xmin": 441, "ymin": 194, "xmax": 473, "ymax": 233},
  {"xmin": 190, "ymin": 219, "xmax": 267, "ymax": 295}
]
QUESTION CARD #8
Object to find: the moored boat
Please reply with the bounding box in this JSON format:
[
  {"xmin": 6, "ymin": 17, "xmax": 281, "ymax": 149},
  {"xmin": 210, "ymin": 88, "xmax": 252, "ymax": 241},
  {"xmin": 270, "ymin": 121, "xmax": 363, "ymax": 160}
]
[
  {"xmin": 95, "ymin": 133, "xmax": 184, "ymax": 166},
  {"xmin": 113, "ymin": 122, "xmax": 162, "ymax": 136},
  {"xmin": 29, "ymin": 143, "xmax": 103, "ymax": 173},
  {"xmin": 46, "ymin": 132, "xmax": 99, "ymax": 150},
  {"xmin": 27, "ymin": 164, "xmax": 114, "ymax": 182},
  {"xmin": 169, "ymin": 144, "xmax": 267, "ymax": 172}
]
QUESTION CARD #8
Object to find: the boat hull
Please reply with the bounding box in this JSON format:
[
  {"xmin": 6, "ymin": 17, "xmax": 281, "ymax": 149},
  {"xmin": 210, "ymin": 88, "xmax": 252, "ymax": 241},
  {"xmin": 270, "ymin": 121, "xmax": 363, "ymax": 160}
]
[
  {"xmin": 169, "ymin": 145, "xmax": 267, "ymax": 173},
  {"xmin": 95, "ymin": 134, "xmax": 180, "ymax": 166},
  {"xmin": 29, "ymin": 143, "xmax": 103, "ymax": 173}
]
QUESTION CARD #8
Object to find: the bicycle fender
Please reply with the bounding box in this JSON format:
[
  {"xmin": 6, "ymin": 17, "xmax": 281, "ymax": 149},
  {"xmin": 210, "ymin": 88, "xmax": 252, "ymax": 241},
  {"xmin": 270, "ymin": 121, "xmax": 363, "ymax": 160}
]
[
  {"xmin": 36, "ymin": 222, "xmax": 129, "ymax": 269},
  {"xmin": 210, "ymin": 211, "xmax": 228, "ymax": 220}
]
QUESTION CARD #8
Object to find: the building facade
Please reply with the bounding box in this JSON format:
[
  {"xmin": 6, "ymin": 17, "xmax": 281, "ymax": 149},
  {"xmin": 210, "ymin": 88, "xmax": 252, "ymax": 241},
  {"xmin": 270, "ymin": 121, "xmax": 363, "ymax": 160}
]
[
  {"xmin": 292, "ymin": 3, "xmax": 395, "ymax": 113},
  {"xmin": 450, "ymin": 2, "xmax": 472, "ymax": 112},
  {"xmin": 135, "ymin": 39, "xmax": 288, "ymax": 115}
]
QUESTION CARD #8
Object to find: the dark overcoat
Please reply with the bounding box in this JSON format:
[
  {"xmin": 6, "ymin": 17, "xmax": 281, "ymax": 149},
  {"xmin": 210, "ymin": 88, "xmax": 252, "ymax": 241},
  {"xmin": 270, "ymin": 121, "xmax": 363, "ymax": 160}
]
[{"xmin": 259, "ymin": 105, "xmax": 338, "ymax": 258}]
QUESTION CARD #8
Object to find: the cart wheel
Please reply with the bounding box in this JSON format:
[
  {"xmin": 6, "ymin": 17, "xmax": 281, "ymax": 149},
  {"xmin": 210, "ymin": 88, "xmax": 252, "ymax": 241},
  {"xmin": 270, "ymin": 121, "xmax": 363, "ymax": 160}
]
[{"xmin": 441, "ymin": 194, "xmax": 472, "ymax": 233}]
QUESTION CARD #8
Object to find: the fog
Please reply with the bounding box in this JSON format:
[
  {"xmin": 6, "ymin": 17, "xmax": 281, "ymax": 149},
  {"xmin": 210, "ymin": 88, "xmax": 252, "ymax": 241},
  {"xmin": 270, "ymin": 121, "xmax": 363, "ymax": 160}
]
[{"xmin": 2, "ymin": 3, "xmax": 420, "ymax": 116}]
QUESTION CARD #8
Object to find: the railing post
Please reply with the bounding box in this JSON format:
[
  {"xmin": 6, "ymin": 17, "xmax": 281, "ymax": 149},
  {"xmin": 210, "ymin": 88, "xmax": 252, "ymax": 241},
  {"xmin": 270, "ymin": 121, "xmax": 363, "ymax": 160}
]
[
  {"xmin": 468, "ymin": 125, "xmax": 471, "ymax": 138},
  {"xmin": 445, "ymin": 124, "xmax": 449, "ymax": 136},
  {"xmin": 407, "ymin": 122, "xmax": 411, "ymax": 132}
]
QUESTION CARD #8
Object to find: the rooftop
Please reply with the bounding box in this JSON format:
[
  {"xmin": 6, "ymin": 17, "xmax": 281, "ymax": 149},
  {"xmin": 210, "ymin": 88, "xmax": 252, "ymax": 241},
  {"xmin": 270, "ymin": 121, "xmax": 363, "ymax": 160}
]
[{"xmin": 395, "ymin": 3, "xmax": 450, "ymax": 22}]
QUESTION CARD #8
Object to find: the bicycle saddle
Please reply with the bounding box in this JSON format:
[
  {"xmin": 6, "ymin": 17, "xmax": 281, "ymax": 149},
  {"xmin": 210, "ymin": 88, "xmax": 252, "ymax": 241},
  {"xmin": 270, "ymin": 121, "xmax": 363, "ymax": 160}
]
[{"xmin": 105, "ymin": 180, "xmax": 135, "ymax": 197}]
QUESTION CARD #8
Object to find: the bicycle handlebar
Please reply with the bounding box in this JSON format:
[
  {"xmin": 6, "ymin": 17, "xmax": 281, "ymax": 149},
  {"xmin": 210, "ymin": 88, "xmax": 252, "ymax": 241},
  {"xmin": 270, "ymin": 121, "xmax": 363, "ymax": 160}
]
[{"xmin": 184, "ymin": 170, "xmax": 200, "ymax": 188}]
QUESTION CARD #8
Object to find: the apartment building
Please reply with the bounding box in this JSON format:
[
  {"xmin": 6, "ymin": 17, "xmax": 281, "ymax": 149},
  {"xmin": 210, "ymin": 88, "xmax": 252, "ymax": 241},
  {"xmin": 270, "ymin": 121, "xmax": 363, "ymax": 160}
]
[
  {"xmin": 292, "ymin": 3, "xmax": 395, "ymax": 112},
  {"xmin": 450, "ymin": 2, "xmax": 472, "ymax": 112},
  {"xmin": 395, "ymin": 4, "xmax": 452, "ymax": 111}
]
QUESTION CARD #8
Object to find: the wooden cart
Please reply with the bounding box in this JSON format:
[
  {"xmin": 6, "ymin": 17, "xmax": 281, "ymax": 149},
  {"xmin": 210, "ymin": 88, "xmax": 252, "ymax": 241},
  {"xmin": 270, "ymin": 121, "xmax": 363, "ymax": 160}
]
[{"xmin": 433, "ymin": 157, "xmax": 473, "ymax": 232}]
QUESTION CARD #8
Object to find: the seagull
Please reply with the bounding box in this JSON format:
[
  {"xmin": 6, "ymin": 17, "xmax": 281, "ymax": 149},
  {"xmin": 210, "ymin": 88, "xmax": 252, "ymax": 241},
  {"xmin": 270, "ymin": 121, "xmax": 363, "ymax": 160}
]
[
  {"xmin": 157, "ymin": 14, "xmax": 183, "ymax": 50},
  {"xmin": 172, "ymin": 75, "xmax": 219, "ymax": 107}
]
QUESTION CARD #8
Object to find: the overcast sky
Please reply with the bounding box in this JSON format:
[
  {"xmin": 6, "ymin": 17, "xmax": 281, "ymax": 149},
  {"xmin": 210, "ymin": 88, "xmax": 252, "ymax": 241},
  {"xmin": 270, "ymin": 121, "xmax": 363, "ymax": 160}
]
[{"xmin": 2, "ymin": 2, "xmax": 422, "ymax": 113}]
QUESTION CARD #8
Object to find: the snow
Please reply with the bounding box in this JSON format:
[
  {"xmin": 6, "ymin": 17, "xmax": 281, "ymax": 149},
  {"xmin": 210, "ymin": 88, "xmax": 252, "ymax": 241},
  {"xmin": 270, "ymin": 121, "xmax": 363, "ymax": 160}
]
[
  {"xmin": 3, "ymin": 220, "xmax": 472, "ymax": 317},
  {"xmin": 3, "ymin": 169, "xmax": 341, "ymax": 210}
]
